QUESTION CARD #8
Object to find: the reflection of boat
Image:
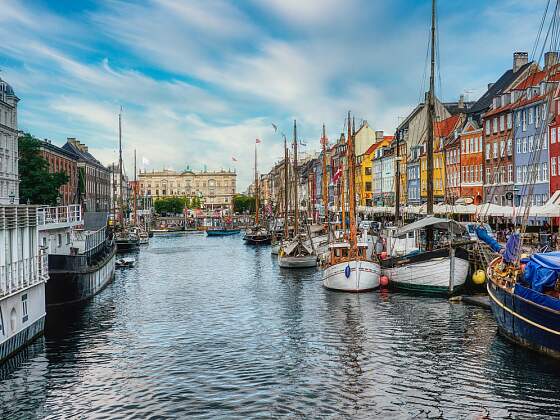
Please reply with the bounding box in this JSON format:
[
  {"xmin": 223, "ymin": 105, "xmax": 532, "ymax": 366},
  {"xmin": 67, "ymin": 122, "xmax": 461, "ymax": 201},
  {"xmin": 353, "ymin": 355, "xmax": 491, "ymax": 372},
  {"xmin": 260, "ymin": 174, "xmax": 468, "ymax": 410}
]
[
  {"xmin": 116, "ymin": 257, "xmax": 136, "ymax": 268},
  {"xmin": 487, "ymin": 254, "xmax": 560, "ymax": 358},
  {"xmin": 206, "ymin": 228, "xmax": 241, "ymax": 236}
]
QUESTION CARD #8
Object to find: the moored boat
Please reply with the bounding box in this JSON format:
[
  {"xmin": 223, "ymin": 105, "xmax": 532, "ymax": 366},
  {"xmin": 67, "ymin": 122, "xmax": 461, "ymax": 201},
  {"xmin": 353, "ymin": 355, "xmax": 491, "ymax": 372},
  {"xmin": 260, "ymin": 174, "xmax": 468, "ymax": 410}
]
[
  {"xmin": 487, "ymin": 253, "xmax": 560, "ymax": 358},
  {"xmin": 206, "ymin": 228, "xmax": 241, "ymax": 236}
]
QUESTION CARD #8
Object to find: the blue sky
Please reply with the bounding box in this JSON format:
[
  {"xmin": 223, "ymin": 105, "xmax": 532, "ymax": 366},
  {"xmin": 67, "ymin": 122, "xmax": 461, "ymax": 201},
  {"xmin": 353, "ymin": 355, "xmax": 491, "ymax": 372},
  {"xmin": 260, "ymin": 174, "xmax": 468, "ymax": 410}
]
[{"xmin": 0, "ymin": 0, "xmax": 549, "ymax": 189}]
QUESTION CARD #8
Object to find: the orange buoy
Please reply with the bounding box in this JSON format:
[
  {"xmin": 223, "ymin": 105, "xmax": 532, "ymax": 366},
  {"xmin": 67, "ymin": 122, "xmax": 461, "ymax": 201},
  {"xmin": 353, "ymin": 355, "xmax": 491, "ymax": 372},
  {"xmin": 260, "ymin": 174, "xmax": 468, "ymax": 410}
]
[{"xmin": 380, "ymin": 275, "xmax": 389, "ymax": 287}]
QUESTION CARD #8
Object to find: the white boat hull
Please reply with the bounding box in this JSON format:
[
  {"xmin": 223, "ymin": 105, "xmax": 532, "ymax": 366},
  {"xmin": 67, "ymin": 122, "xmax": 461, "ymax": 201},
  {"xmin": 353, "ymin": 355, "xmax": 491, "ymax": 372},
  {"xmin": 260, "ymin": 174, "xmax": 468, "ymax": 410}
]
[
  {"xmin": 271, "ymin": 244, "xmax": 280, "ymax": 255},
  {"xmin": 322, "ymin": 260, "xmax": 381, "ymax": 292},
  {"xmin": 383, "ymin": 255, "xmax": 469, "ymax": 294},
  {"xmin": 278, "ymin": 254, "xmax": 317, "ymax": 268}
]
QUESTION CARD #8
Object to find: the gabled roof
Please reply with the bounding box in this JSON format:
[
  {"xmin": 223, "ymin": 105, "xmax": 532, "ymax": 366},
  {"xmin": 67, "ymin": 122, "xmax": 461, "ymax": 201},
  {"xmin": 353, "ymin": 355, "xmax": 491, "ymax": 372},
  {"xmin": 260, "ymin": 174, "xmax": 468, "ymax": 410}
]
[
  {"xmin": 461, "ymin": 119, "xmax": 481, "ymax": 134},
  {"xmin": 62, "ymin": 141, "xmax": 104, "ymax": 168},
  {"xmin": 435, "ymin": 115, "xmax": 460, "ymax": 138},
  {"xmin": 469, "ymin": 61, "xmax": 533, "ymax": 116},
  {"xmin": 513, "ymin": 69, "xmax": 547, "ymax": 90}
]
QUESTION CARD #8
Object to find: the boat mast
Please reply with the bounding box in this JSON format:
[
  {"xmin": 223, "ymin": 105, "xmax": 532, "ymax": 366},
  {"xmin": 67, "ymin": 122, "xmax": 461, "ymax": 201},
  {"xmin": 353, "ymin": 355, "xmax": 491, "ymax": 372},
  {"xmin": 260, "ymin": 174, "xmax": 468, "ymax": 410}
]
[
  {"xmin": 347, "ymin": 111, "xmax": 357, "ymax": 252},
  {"xmin": 394, "ymin": 132, "xmax": 401, "ymax": 225},
  {"xmin": 293, "ymin": 120, "xmax": 299, "ymax": 236},
  {"xmin": 321, "ymin": 124, "xmax": 329, "ymax": 226},
  {"xmin": 284, "ymin": 135, "xmax": 289, "ymax": 238},
  {"xmin": 255, "ymin": 143, "xmax": 259, "ymax": 226},
  {"xmin": 426, "ymin": 0, "xmax": 436, "ymax": 216},
  {"xmin": 133, "ymin": 149, "xmax": 137, "ymax": 226},
  {"xmin": 118, "ymin": 108, "xmax": 124, "ymax": 227}
]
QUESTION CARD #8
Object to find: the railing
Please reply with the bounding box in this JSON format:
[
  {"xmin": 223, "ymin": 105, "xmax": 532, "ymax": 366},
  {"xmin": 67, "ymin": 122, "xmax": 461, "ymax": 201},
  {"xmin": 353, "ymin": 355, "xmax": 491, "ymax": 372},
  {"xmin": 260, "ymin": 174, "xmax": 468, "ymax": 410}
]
[
  {"xmin": 37, "ymin": 204, "xmax": 82, "ymax": 226},
  {"xmin": 0, "ymin": 254, "xmax": 48, "ymax": 296},
  {"xmin": 74, "ymin": 226, "xmax": 107, "ymax": 256}
]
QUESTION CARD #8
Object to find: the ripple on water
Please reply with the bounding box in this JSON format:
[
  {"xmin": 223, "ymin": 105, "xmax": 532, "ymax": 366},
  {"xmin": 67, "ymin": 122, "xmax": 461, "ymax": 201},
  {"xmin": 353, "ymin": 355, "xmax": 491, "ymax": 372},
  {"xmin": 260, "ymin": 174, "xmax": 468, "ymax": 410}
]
[{"xmin": 0, "ymin": 234, "xmax": 559, "ymax": 419}]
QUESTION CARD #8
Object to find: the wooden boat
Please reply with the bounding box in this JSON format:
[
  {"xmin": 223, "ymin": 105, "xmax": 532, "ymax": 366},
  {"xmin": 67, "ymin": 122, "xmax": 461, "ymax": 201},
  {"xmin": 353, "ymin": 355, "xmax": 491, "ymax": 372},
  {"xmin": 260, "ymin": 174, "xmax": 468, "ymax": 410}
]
[
  {"xmin": 116, "ymin": 257, "xmax": 136, "ymax": 268},
  {"xmin": 206, "ymin": 228, "xmax": 241, "ymax": 236},
  {"xmin": 487, "ymin": 254, "xmax": 560, "ymax": 358},
  {"xmin": 277, "ymin": 120, "xmax": 317, "ymax": 268},
  {"xmin": 381, "ymin": 217, "xmax": 470, "ymax": 295},
  {"xmin": 322, "ymin": 113, "xmax": 380, "ymax": 292}
]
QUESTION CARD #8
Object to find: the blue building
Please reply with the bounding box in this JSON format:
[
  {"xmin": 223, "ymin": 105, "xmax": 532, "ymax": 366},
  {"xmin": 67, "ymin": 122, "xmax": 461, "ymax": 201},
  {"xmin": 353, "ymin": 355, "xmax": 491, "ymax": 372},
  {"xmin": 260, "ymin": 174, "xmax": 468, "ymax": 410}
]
[
  {"xmin": 407, "ymin": 144, "xmax": 422, "ymax": 205},
  {"xmin": 512, "ymin": 70, "xmax": 550, "ymax": 209}
]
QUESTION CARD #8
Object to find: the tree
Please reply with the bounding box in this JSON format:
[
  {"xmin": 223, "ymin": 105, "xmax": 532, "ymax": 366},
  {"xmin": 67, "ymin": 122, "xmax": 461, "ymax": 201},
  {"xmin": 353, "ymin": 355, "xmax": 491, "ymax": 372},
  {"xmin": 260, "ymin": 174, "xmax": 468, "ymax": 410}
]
[
  {"xmin": 233, "ymin": 194, "xmax": 255, "ymax": 213},
  {"xmin": 18, "ymin": 133, "xmax": 69, "ymax": 205},
  {"xmin": 154, "ymin": 196, "xmax": 185, "ymax": 215}
]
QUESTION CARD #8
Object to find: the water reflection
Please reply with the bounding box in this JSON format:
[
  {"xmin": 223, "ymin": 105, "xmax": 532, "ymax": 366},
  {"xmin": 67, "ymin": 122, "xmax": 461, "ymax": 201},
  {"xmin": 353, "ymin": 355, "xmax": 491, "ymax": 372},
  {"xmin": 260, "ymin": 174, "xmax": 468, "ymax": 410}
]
[{"xmin": 0, "ymin": 235, "xmax": 558, "ymax": 418}]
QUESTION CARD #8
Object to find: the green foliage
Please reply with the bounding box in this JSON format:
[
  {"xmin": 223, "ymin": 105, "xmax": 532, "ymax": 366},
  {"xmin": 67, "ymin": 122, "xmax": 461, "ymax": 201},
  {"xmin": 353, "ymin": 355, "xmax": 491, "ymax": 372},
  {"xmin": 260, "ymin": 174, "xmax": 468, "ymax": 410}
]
[
  {"xmin": 18, "ymin": 133, "xmax": 69, "ymax": 205},
  {"xmin": 154, "ymin": 196, "xmax": 186, "ymax": 215},
  {"xmin": 233, "ymin": 194, "xmax": 255, "ymax": 213},
  {"xmin": 189, "ymin": 196, "xmax": 202, "ymax": 209}
]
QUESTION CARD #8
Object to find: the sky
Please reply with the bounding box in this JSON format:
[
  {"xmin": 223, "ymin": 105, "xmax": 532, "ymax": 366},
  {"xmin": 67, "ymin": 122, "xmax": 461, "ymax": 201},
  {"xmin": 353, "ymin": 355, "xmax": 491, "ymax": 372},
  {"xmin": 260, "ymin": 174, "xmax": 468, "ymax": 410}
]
[{"xmin": 0, "ymin": 0, "xmax": 550, "ymax": 190}]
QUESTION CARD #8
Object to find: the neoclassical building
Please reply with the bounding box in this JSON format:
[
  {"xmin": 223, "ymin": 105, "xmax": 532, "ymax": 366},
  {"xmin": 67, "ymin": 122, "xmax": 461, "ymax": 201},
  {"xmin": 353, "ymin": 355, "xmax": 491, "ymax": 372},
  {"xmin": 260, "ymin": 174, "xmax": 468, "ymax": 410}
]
[
  {"xmin": 138, "ymin": 169, "xmax": 237, "ymax": 210},
  {"xmin": 0, "ymin": 77, "xmax": 20, "ymax": 204}
]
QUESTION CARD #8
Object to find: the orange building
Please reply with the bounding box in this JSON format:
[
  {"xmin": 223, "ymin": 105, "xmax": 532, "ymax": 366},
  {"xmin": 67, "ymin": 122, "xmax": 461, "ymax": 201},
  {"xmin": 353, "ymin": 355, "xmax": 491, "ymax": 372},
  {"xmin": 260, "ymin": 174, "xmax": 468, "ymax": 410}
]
[{"xmin": 459, "ymin": 119, "xmax": 484, "ymax": 204}]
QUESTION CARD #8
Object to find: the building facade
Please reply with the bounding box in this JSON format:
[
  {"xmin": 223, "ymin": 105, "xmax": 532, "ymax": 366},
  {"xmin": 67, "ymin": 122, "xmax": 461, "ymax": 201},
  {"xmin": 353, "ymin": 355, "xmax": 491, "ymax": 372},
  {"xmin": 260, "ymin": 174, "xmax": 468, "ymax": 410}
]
[
  {"xmin": 38, "ymin": 140, "xmax": 79, "ymax": 206},
  {"xmin": 138, "ymin": 169, "xmax": 237, "ymax": 210},
  {"xmin": 459, "ymin": 120, "xmax": 484, "ymax": 204},
  {"xmin": 0, "ymin": 78, "xmax": 20, "ymax": 204},
  {"xmin": 444, "ymin": 133, "xmax": 461, "ymax": 203},
  {"xmin": 63, "ymin": 138, "xmax": 110, "ymax": 212}
]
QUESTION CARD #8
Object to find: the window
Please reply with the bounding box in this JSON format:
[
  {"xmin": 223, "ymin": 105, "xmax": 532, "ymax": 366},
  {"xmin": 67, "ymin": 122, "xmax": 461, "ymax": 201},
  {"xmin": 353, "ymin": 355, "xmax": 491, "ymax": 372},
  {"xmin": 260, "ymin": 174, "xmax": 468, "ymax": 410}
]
[
  {"xmin": 479, "ymin": 164, "xmax": 483, "ymax": 182},
  {"xmin": 365, "ymin": 182, "xmax": 372, "ymax": 192},
  {"xmin": 543, "ymin": 162, "xmax": 549, "ymax": 181},
  {"xmin": 507, "ymin": 139, "xmax": 512, "ymax": 156},
  {"xmin": 485, "ymin": 122, "xmax": 490, "ymax": 135},
  {"xmin": 500, "ymin": 115, "xmax": 505, "ymax": 131},
  {"xmin": 66, "ymin": 233, "xmax": 70, "ymax": 245},
  {"xmin": 471, "ymin": 166, "xmax": 474, "ymax": 183},
  {"xmin": 22, "ymin": 294, "xmax": 28, "ymax": 323},
  {"xmin": 507, "ymin": 113, "xmax": 512, "ymax": 129},
  {"xmin": 522, "ymin": 137, "xmax": 527, "ymax": 153},
  {"xmin": 516, "ymin": 138, "xmax": 521, "ymax": 154},
  {"xmin": 486, "ymin": 168, "xmax": 491, "ymax": 183},
  {"xmin": 543, "ymin": 133, "xmax": 548, "ymax": 150},
  {"xmin": 523, "ymin": 166, "xmax": 528, "ymax": 183},
  {"xmin": 365, "ymin": 167, "xmax": 372, "ymax": 175},
  {"xmin": 517, "ymin": 166, "xmax": 522, "ymax": 182},
  {"xmin": 500, "ymin": 140, "xmax": 505, "ymax": 157},
  {"xmin": 536, "ymin": 105, "xmax": 541, "ymax": 127},
  {"xmin": 522, "ymin": 110, "xmax": 527, "ymax": 131},
  {"xmin": 516, "ymin": 112, "xmax": 521, "ymax": 127},
  {"xmin": 493, "ymin": 142, "xmax": 498, "ymax": 158},
  {"xmin": 485, "ymin": 143, "xmax": 490, "ymax": 159},
  {"xmin": 553, "ymin": 127, "xmax": 557, "ymax": 144},
  {"xmin": 528, "ymin": 135, "xmax": 534, "ymax": 152},
  {"xmin": 493, "ymin": 117, "xmax": 498, "ymax": 133},
  {"xmin": 508, "ymin": 164, "xmax": 513, "ymax": 183},
  {"xmin": 57, "ymin": 234, "xmax": 62, "ymax": 247},
  {"xmin": 553, "ymin": 157, "xmax": 557, "ymax": 177},
  {"xmin": 529, "ymin": 107, "xmax": 534, "ymax": 124},
  {"xmin": 479, "ymin": 136, "xmax": 483, "ymax": 152}
]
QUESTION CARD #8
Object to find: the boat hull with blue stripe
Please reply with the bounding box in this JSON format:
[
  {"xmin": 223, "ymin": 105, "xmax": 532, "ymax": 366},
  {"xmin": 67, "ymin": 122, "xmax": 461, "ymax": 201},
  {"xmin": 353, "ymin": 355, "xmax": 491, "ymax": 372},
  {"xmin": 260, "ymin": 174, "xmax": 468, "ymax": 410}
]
[
  {"xmin": 206, "ymin": 229, "xmax": 241, "ymax": 236},
  {"xmin": 487, "ymin": 257, "xmax": 560, "ymax": 358}
]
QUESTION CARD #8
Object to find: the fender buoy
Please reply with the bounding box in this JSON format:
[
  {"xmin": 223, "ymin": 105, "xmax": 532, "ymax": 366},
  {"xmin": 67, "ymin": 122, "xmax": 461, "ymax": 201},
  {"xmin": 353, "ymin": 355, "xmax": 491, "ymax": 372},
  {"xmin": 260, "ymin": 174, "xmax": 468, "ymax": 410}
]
[{"xmin": 344, "ymin": 265, "xmax": 351, "ymax": 278}]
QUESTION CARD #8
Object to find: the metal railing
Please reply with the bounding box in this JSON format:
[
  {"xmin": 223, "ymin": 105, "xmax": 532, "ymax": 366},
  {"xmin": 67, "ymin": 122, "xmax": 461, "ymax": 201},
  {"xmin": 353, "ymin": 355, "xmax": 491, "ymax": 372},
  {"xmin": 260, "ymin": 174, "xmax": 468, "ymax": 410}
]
[
  {"xmin": 0, "ymin": 254, "xmax": 48, "ymax": 296},
  {"xmin": 37, "ymin": 204, "xmax": 82, "ymax": 226}
]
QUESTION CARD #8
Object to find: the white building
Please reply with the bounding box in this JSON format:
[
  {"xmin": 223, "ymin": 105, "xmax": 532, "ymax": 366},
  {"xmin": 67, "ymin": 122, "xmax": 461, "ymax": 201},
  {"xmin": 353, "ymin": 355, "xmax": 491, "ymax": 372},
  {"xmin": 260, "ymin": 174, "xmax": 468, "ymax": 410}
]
[{"xmin": 0, "ymin": 78, "xmax": 19, "ymax": 204}]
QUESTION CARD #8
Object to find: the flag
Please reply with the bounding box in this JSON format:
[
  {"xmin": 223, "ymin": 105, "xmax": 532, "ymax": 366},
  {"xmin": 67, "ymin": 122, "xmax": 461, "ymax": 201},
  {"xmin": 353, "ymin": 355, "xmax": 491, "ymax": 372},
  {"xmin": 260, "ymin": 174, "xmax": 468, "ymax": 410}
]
[
  {"xmin": 232, "ymin": 156, "xmax": 238, "ymax": 162},
  {"xmin": 256, "ymin": 138, "xmax": 261, "ymax": 144},
  {"xmin": 271, "ymin": 123, "xmax": 278, "ymax": 132},
  {"xmin": 332, "ymin": 167, "xmax": 342, "ymax": 183},
  {"xmin": 142, "ymin": 156, "xmax": 150, "ymax": 166}
]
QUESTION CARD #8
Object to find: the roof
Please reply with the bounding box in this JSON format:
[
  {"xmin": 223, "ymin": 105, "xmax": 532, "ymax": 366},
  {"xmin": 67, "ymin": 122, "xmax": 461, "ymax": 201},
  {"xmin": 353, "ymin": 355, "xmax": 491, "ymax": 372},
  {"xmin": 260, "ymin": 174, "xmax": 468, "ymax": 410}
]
[
  {"xmin": 396, "ymin": 216, "xmax": 466, "ymax": 236},
  {"xmin": 62, "ymin": 140, "xmax": 105, "ymax": 168},
  {"xmin": 469, "ymin": 61, "xmax": 533, "ymax": 116},
  {"xmin": 513, "ymin": 69, "xmax": 547, "ymax": 90},
  {"xmin": 39, "ymin": 140, "xmax": 79, "ymax": 161},
  {"xmin": 363, "ymin": 137, "xmax": 391, "ymax": 157},
  {"xmin": 435, "ymin": 115, "xmax": 460, "ymax": 138}
]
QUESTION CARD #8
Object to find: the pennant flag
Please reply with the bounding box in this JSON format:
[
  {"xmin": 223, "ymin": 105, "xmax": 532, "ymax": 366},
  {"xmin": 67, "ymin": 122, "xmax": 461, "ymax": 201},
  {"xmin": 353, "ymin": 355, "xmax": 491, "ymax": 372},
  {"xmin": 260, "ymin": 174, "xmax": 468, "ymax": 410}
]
[
  {"xmin": 271, "ymin": 123, "xmax": 278, "ymax": 132},
  {"xmin": 256, "ymin": 138, "xmax": 261, "ymax": 144},
  {"xmin": 332, "ymin": 167, "xmax": 342, "ymax": 183},
  {"xmin": 232, "ymin": 156, "xmax": 238, "ymax": 162}
]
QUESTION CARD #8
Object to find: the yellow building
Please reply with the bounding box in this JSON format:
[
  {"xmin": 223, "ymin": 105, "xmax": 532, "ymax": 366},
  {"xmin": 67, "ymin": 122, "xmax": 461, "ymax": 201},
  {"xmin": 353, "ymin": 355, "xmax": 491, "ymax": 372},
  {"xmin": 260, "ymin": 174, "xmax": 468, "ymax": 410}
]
[
  {"xmin": 420, "ymin": 115, "xmax": 461, "ymax": 201},
  {"xmin": 357, "ymin": 137, "xmax": 392, "ymax": 206}
]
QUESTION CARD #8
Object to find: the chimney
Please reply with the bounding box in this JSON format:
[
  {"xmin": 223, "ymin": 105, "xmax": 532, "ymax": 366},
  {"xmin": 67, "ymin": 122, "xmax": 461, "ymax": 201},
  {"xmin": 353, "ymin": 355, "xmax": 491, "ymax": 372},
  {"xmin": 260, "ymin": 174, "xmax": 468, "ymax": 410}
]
[
  {"xmin": 458, "ymin": 94, "xmax": 465, "ymax": 109},
  {"xmin": 545, "ymin": 51, "xmax": 559, "ymax": 69},
  {"xmin": 375, "ymin": 130, "xmax": 384, "ymax": 142},
  {"xmin": 488, "ymin": 83, "xmax": 494, "ymax": 90},
  {"xmin": 513, "ymin": 51, "xmax": 528, "ymax": 73}
]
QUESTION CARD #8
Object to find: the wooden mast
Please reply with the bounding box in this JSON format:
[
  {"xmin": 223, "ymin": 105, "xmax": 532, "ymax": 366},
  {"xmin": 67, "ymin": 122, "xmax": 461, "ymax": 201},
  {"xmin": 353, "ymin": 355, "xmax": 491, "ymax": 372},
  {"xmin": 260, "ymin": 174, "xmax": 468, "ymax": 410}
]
[
  {"xmin": 284, "ymin": 135, "xmax": 289, "ymax": 239},
  {"xmin": 321, "ymin": 124, "xmax": 329, "ymax": 226},
  {"xmin": 293, "ymin": 120, "xmax": 299, "ymax": 236},
  {"xmin": 255, "ymin": 143, "xmax": 259, "ymax": 226},
  {"xmin": 394, "ymin": 132, "xmax": 401, "ymax": 225},
  {"xmin": 347, "ymin": 111, "xmax": 357, "ymax": 252},
  {"xmin": 133, "ymin": 149, "xmax": 137, "ymax": 226},
  {"xmin": 118, "ymin": 108, "xmax": 124, "ymax": 227},
  {"xmin": 426, "ymin": 0, "xmax": 436, "ymax": 249}
]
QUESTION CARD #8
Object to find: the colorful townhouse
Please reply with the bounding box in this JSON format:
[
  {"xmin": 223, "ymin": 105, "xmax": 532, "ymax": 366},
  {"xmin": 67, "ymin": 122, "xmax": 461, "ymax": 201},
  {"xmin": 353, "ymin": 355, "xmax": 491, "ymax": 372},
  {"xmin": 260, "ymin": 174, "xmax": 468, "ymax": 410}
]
[
  {"xmin": 550, "ymin": 94, "xmax": 560, "ymax": 195},
  {"xmin": 459, "ymin": 119, "xmax": 484, "ymax": 204},
  {"xmin": 358, "ymin": 135, "xmax": 391, "ymax": 206},
  {"xmin": 407, "ymin": 144, "xmax": 422, "ymax": 205},
  {"xmin": 444, "ymin": 129, "xmax": 461, "ymax": 203},
  {"xmin": 512, "ymin": 67, "xmax": 551, "ymax": 207}
]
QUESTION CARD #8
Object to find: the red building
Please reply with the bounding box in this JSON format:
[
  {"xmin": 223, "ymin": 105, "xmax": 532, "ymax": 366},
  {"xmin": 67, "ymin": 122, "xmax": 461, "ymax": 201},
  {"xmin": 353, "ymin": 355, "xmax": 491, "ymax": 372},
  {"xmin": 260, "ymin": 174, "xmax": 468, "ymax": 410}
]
[
  {"xmin": 550, "ymin": 94, "xmax": 560, "ymax": 195},
  {"xmin": 444, "ymin": 129, "xmax": 461, "ymax": 203},
  {"xmin": 39, "ymin": 139, "xmax": 79, "ymax": 205}
]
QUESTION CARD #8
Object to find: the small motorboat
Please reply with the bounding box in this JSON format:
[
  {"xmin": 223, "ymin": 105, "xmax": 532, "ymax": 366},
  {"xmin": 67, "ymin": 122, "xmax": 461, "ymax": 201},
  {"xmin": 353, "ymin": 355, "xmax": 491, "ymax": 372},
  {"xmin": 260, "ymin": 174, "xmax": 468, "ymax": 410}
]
[
  {"xmin": 206, "ymin": 228, "xmax": 241, "ymax": 236},
  {"xmin": 116, "ymin": 257, "xmax": 136, "ymax": 268}
]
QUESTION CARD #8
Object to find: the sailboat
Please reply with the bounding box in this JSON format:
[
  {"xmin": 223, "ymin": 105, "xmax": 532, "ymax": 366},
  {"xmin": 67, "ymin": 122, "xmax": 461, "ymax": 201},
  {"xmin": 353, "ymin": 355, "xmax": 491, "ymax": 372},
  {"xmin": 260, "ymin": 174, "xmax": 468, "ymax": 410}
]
[
  {"xmin": 244, "ymin": 139, "xmax": 272, "ymax": 245},
  {"xmin": 322, "ymin": 113, "xmax": 381, "ymax": 291},
  {"xmin": 380, "ymin": 0, "xmax": 469, "ymax": 295},
  {"xmin": 278, "ymin": 120, "xmax": 317, "ymax": 268},
  {"xmin": 114, "ymin": 109, "xmax": 140, "ymax": 253}
]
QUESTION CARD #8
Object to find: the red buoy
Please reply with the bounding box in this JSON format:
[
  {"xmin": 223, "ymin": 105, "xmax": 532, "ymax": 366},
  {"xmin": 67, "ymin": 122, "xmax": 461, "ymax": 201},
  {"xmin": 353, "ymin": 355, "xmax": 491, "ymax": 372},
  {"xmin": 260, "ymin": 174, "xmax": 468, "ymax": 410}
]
[{"xmin": 380, "ymin": 275, "xmax": 389, "ymax": 288}]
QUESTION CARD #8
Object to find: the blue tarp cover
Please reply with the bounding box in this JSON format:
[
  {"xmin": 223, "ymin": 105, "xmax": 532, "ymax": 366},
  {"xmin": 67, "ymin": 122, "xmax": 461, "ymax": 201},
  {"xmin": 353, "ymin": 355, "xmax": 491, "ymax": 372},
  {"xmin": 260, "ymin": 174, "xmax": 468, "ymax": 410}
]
[
  {"xmin": 475, "ymin": 226, "xmax": 502, "ymax": 253},
  {"xmin": 522, "ymin": 251, "xmax": 560, "ymax": 293},
  {"xmin": 514, "ymin": 283, "xmax": 560, "ymax": 312},
  {"xmin": 503, "ymin": 233, "xmax": 520, "ymax": 264}
]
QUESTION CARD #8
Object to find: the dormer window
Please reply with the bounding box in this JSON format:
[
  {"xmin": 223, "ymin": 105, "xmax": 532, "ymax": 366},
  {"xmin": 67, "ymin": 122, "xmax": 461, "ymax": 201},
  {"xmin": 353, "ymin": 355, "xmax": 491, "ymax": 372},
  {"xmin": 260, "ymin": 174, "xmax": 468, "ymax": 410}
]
[{"xmin": 527, "ymin": 88, "xmax": 532, "ymax": 99}]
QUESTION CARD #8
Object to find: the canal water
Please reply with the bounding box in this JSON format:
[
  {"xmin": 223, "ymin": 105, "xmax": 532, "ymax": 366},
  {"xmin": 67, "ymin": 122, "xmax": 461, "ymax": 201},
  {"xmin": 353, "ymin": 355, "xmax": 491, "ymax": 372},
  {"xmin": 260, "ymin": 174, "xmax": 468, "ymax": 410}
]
[{"xmin": 1, "ymin": 234, "xmax": 560, "ymax": 419}]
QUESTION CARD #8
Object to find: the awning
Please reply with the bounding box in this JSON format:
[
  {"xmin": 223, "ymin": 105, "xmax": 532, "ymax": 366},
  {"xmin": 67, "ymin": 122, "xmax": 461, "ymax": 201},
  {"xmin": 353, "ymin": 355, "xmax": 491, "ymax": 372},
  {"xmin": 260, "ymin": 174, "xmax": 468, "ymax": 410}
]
[{"xmin": 396, "ymin": 216, "xmax": 466, "ymax": 237}]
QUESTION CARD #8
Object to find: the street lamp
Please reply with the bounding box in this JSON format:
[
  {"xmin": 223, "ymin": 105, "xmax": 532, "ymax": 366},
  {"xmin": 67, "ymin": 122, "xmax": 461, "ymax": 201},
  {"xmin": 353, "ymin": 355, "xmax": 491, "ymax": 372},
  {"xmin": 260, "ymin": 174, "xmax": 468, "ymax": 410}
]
[{"xmin": 8, "ymin": 191, "xmax": 15, "ymax": 204}]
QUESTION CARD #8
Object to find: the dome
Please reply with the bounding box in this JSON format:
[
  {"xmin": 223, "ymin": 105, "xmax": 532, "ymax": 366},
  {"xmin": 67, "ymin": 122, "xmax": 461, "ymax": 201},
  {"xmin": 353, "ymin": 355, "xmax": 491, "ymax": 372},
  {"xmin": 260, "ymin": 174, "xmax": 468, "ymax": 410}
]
[{"xmin": 0, "ymin": 79, "xmax": 15, "ymax": 96}]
